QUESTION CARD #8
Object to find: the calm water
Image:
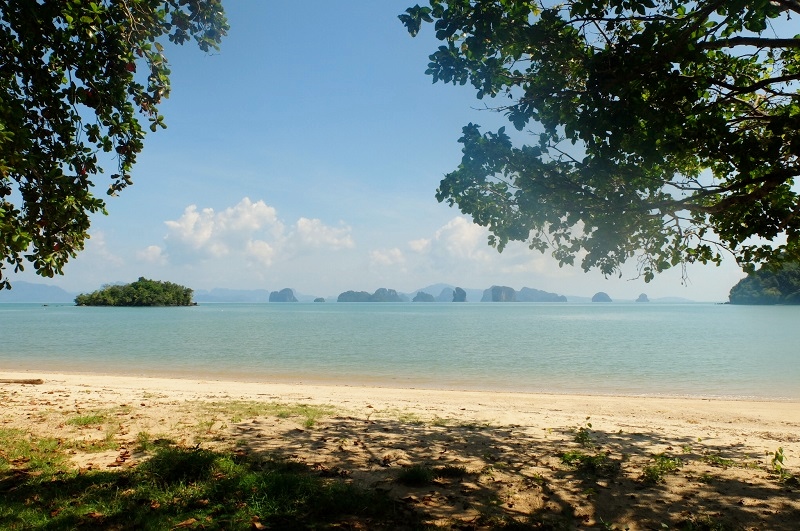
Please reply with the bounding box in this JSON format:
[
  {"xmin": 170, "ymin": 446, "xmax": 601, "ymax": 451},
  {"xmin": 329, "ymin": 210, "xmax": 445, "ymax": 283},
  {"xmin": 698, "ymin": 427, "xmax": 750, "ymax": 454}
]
[{"xmin": 1, "ymin": 302, "xmax": 798, "ymax": 399}]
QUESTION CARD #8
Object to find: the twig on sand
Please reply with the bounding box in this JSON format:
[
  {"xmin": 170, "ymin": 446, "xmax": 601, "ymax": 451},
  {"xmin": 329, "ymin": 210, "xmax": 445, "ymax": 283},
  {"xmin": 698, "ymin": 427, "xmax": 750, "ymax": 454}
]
[{"xmin": 0, "ymin": 378, "xmax": 44, "ymax": 385}]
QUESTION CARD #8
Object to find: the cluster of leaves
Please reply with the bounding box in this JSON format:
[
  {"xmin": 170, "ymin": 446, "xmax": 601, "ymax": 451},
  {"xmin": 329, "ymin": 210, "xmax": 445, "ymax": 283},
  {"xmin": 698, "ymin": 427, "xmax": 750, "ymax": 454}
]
[
  {"xmin": 729, "ymin": 259, "xmax": 800, "ymax": 304},
  {"xmin": 0, "ymin": 1, "xmax": 228, "ymax": 289},
  {"xmin": 401, "ymin": 0, "xmax": 800, "ymax": 280},
  {"xmin": 74, "ymin": 276, "xmax": 193, "ymax": 306}
]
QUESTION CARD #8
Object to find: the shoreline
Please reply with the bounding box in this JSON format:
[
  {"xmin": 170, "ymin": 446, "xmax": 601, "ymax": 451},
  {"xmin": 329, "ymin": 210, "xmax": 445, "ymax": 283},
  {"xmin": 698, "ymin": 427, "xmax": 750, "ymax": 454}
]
[{"xmin": 4, "ymin": 367, "xmax": 798, "ymax": 402}]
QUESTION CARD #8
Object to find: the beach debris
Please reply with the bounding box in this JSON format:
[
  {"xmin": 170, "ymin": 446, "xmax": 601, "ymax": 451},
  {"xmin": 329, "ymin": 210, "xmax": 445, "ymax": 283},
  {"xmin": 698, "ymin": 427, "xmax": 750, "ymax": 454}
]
[
  {"xmin": 0, "ymin": 379, "xmax": 44, "ymax": 385},
  {"xmin": 107, "ymin": 448, "xmax": 132, "ymax": 468}
]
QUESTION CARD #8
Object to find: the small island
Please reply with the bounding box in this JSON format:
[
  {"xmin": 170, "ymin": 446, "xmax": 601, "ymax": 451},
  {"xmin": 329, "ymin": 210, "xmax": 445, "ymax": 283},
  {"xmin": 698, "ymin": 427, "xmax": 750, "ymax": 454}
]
[
  {"xmin": 75, "ymin": 277, "xmax": 194, "ymax": 307},
  {"xmin": 729, "ymin": 260, "xmax": 800, "ymax": 304}
]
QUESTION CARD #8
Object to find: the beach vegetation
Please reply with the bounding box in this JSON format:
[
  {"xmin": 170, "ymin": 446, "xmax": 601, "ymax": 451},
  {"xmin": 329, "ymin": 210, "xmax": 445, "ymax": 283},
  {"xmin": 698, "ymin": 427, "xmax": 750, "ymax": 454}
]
[
  {"xmin": 396, "ymin": 463, "xmax": 436, "ymax": 486},
  {"xmin": 701, "ymin": 454, "xmax": 736, "ymax": 469},
  {"xmin": 203, "ymin": 401, "xmax": 335, "ymax": 429},
  {"xmin": 0, "ymin": 428, "xmax": 66, "ymax": 475},
  {"xmin": 75, "ymin": 277, "xmax": 194, "ymax": 306},
  {"xmin": 66, "ymin": 413, "xmax": 106, "ymax": 427},
  {"xmin": 560, "ymin": 450, "xmax": 620, "ymax": 477},
  {"xmin": 0, "ymin": 438, "xmax": 403, "ymax": 530},
  {"xmin": 0, "ymin": 2, "xmax": 227, "ymax": 290},
  {"xmin": 641, "ymin": 453, "xmax": 683, "ymax": 483},
  {"xmin": 573, "ymin": 417, "xmax": 594, "ymax": 447},
  {"xmin": 397, "ymin": 412, "xmax": 427, "ymax": 426},
  {"xmin": 768, "ymin": 447, "xmax": 798, "ymax": 485},
  {"xmin": 401, "ymin": 1, "xmax": 800, "ymax": 279}
]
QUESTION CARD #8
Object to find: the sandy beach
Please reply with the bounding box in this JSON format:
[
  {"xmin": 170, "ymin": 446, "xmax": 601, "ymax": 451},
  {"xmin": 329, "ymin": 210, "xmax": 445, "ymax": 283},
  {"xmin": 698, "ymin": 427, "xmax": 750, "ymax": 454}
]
[{"xmin": 2, "ymin": 370, "xmax": 799, "ymax": 529}]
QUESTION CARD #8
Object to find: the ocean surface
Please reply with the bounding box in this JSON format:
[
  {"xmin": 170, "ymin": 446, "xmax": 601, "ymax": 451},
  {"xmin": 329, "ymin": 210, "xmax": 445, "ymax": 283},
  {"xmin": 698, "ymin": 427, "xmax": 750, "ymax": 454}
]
[{"xmin": 1, "ymin": 302, "xmax": 798, "ymax": 400}]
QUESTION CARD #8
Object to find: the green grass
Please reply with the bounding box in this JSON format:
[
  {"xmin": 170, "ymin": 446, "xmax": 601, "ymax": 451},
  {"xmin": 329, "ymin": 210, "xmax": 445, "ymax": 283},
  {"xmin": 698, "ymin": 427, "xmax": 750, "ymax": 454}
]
[
  {"xmin": 66, "ymin": 413, "xmax": 106, "ymax": 427},
  {"xmin": 0, "ymin": 428, "xmax": 67, "ymax": 475},
  {"xmin": 0, "ymin": 436, "xmax": 403, "ymax": 530}
]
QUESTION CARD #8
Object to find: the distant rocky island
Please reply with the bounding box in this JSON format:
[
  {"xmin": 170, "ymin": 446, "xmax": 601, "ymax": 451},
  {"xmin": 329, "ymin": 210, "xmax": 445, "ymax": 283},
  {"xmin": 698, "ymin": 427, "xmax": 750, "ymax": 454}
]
[
  {"xmin": 335, "ymin": 285, "xmax": 568, "ymax": 303},
  {"xmin": 269, "ymin": 288, "xmax": 298, "ymax": 302},
  {"xmin": 412, "ymin": 291, "xmax": 435, "ymax": 302},
  {"xmin": 74, "ymin": 278, "xmax": 194, "ymax": 307},
  {"xmin": 592, "ymin": 292, "xmax": 612, "ymax": 302},
  {"xmin": 729, "ymin": 260, "xmax": 800, "ymax": 304},
  {"xmin": 480, "ymin": 285, "xmax": 567, "ymax": 302},
  {"xmin": 337, "ymin": 288, "xmax": 406, "ymax": 302}
]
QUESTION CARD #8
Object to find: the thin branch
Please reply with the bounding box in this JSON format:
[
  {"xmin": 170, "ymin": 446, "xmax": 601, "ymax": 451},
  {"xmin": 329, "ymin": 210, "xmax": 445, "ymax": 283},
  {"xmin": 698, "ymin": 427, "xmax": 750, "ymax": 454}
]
[
  {"xmin": 772, "ymin": 0, "xmax": 800, "ymax": 16},
  {"xmin": 711, "ymin": 73, "xmax": 800, "ymax": 96}
]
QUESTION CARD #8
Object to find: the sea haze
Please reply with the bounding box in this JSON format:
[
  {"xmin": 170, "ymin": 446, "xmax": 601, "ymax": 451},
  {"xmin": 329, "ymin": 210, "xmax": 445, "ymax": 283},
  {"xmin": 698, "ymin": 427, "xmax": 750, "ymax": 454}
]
[{"xmin": 1, "ymin": 303, "xmax": 797, "ymax": 400}]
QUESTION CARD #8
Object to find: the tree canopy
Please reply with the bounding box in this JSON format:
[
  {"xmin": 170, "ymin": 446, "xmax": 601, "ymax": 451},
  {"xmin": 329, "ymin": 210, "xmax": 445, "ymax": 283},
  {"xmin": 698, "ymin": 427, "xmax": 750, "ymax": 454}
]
[
  {"xmin": 75, "ymin": 276, "xmax": 193, "ymax": 306},
  {"xmin": 401, "ymin": 0, "xmax": 800, "ymax": 281},
  {"xmin": 0, "ymin": 0, "xmax": 227, "ymax": 289}
]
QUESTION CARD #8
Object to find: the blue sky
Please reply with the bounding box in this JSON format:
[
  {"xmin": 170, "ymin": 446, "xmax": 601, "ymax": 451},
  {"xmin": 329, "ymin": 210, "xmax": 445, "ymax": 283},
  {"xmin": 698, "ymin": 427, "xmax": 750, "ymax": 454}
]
[{"xmin": 10, "ymin": 1, "xmax": 750, "ymax": 301}]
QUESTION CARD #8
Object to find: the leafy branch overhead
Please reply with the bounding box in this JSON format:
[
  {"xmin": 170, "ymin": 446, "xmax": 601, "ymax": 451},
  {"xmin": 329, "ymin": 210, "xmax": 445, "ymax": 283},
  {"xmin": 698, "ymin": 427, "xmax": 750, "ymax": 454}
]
[
  {"xmin": 401, "ymin": 0, "xmax": 800, "ymax": 280},
  {"xmin": 0, "ymin": 0, "xmax": 228, "ymax": 289}
]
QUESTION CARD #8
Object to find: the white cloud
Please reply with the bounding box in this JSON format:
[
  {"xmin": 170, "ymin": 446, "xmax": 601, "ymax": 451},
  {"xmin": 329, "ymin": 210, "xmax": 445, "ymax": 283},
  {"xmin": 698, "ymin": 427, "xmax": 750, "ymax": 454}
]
[
  {"xmin": 431, "ymin": 217, "xmax": 493, "ymax": 263},
  {"xmin": 295, "ymin": 217, "xmax": 354, "ymax": 250},
  {"xmin": 136, "ymin": 245, "xmax": 166, "ymax": 265},
  {"xmin": 408, "ymin": 238, "xmax": 431, "ymax": 253},
  {"xmin": 369, "ymin": 248, "xmax": 405, "ymax": 267},
  {"xmin": 84, "ymin": 231, "xmax": 125, "ymax": 267},
  {"xmin": 245, "ymin": 239, "xmax": 276, "ymax": 267},
  {"xmin": 164, "ymin": 198, "xmax": 283, "ymax": 259}
]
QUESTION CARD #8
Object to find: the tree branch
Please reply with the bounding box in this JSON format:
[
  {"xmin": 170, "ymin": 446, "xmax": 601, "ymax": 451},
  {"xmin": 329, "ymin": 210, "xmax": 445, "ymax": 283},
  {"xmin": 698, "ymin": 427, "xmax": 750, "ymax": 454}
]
[{"xmin": 700, "ymin": 36, "xmax": 800, "ymax": 51}]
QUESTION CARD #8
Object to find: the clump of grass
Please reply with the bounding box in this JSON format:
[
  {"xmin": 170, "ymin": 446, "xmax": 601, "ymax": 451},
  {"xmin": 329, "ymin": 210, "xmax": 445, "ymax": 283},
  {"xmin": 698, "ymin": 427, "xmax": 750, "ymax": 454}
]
[
  {"xmin": 560, "ymin": 450, "xmax": 620, "ymax": 477},
  {"xmin": 679, "ymin": 512, "xmax": 729, "ymax": 531},
  {"xmin": 702, "ymin": 454, "xmax": 736, "ymax": 468},
  {"xmin": 641, "ymin": 453, "xmax": 682, "ymax": 483},
  {"xmin": 434, "ymin": 464, "xmax": 468, "ymax": 479},
  {"xmin": 267, "ymin": 403, "xmax": 334, "ymax": 428},
  {"xmin": 396, "ymin": 464, "xmax": 435, "ymax": 486},
  {"xmin": 66, "ymin": 412, "xmax": 106, "ymax": 427},
  {"xmin": 397, "ymin": 412, "xmax": 425, "ymax": 426}
]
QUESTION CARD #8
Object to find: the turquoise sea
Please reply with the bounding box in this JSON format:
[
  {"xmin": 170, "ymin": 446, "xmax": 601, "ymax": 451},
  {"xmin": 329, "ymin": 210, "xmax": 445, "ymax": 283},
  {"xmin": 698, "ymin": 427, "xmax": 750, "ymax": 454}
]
[{"xmin": 1, "ymin": 302, "xmax": 798, "ymax": 400}]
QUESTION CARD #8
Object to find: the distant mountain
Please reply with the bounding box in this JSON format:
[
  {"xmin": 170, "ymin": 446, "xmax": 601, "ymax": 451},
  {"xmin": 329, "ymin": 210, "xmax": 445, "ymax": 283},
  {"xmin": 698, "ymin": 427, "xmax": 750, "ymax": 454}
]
[{"xmin": 0, "ymin": 281, "xmax": 76, "ymax": 303}]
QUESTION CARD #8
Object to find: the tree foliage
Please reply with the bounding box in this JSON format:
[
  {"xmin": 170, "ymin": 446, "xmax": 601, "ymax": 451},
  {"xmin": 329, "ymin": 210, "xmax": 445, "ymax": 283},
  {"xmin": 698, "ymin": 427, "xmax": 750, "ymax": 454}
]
[
  {"xmin": 401, "ymin": 0, "xmax": 800, "ymax": 280},
  {"xmin": 75, "ymin": 276, "xmax": 193, "ymax": 306},
  {"xmin": 729, "ymin": 260, "xmax": 800, "ymax": 304},
  {"xmin": 0, "ymin": 0, "xmax": 227, "ymax": 289}
]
